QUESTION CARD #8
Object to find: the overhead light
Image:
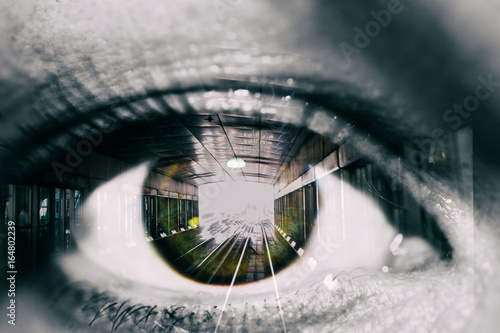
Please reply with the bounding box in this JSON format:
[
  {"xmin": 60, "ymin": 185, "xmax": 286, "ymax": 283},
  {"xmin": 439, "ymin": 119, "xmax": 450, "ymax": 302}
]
[{"xmin": 227, "ymin": 158, "xmax": 246, "ymax": 168}]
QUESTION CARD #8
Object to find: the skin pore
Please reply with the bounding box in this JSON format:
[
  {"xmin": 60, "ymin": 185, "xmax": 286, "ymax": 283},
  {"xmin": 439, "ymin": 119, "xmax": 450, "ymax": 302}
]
[{"xmin": 1, "ymin": 0, "xmax": 499, "ymax": 331}]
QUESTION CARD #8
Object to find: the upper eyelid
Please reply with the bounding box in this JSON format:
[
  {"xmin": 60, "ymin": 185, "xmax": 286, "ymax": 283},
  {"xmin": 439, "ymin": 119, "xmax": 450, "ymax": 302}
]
[{"xmin": 4, "ymin": 77, "xmax": 378, "ymax": 142}]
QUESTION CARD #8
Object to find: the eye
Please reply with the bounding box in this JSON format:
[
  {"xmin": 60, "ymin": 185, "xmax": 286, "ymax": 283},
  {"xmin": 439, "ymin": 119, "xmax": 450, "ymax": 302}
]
[{"xmin": 3, "ymin": 75, "xmax": 471, "ymax": 333}]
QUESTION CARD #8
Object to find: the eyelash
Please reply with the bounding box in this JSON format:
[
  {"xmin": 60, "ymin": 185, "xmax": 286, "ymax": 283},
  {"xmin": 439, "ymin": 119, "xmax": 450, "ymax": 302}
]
[
  {"xmin": 57, "ymin": 270, "xmax": 376, "ymax": 332},
  {"xmin": 48, "ymin": 278, "xmax": 203, "ymax": 332}
]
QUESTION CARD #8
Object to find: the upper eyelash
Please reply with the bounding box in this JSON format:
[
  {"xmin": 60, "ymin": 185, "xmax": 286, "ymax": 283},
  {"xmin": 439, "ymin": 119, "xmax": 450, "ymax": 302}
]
[{"xmin": 7, "ymin": 76, "xmax": 375, "ymax": 154}]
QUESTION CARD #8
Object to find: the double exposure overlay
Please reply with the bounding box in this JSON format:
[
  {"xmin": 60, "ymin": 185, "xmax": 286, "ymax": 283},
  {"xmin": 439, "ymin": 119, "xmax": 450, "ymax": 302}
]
[{"xmin": 1, "ymin": 1, "xmax": 498, "ymax": 332}]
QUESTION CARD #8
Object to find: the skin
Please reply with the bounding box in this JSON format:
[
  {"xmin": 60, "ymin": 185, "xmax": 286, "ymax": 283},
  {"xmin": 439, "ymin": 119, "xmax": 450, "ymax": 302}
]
[{"xmin": 0, "ymin": 0, "xmax": 499, "ymax": 331}]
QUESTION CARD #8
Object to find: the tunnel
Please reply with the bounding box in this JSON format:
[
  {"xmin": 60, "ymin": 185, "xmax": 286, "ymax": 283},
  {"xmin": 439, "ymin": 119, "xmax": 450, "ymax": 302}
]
[{"xmin": 1, "ymin": 0, "xmax": 495, "ymax": 331}]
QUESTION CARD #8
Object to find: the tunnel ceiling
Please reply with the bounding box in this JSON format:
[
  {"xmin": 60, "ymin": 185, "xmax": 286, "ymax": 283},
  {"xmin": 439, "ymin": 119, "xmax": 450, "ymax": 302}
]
[{"xmin": 93, "ymin": 90, "xmax": 312, "ymax": 186}]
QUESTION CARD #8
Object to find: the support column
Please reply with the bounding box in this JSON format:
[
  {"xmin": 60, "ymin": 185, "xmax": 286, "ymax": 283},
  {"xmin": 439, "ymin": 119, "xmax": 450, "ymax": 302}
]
[
  {"xmin": 30, "ymin": 184, "xmax": 38, "ymax": 273},
  {"xmin": 59, "ymin": 188, "xmax": 66, "ymax": 252},
  {"xmin": 7, "ymin": 185, "xmax": 16, "ymax": 223},
  {"xmin": 302, "ymin": 187, "xmax": 307, "ymax": 242},
  {"xmin": 67, "ymin": 189, "xmax": 75, "ymax": 252}
]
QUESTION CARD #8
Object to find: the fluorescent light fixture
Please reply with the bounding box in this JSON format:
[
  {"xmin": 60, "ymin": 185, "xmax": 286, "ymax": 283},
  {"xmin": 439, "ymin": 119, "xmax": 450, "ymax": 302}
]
[{"xmin": 227, "ymin": 158, "xmax": 246, "ymax": 168}]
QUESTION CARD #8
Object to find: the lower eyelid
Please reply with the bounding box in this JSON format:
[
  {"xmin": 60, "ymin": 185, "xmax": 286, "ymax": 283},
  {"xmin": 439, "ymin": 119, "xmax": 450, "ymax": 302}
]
[{"xmin": 49, "ymin": 256, "xmax": 453, "ymax": 333}]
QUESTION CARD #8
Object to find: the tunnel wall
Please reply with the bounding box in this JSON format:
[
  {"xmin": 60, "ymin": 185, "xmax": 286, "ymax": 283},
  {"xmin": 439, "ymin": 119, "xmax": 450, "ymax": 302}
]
[
  {"xmin": 274, "ymin": 133, "xmax": 349, "ymax": 199},
  {"xmin": 273, "ymin": 130, "xmax": 471, "ymax": 259},
  {"xmin": 273, "ymin": 133, "xmax": 353, "ymax": 250}
]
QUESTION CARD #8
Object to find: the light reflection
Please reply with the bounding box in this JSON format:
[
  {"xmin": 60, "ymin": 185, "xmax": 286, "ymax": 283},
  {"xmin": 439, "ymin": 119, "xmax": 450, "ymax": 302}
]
[{"xmin": 390, "ymin": 233, "xmax": 404, "ymax": 255}]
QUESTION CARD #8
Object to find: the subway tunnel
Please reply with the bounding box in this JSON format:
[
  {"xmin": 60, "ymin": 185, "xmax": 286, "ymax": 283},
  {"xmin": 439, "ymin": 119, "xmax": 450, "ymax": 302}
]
[
  {"xmin": 0, "ymin": 78, "xmax": 471, "ymax": 331},
  {"xmin": 1, "ymin": 0, "xmax": 497, "ymax": 331}
]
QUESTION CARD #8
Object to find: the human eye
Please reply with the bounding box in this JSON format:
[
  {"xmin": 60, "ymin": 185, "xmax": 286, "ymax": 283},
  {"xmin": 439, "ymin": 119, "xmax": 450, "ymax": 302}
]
[
  {"xmin": 2, "ymin": 0, "xmax": 491, "ymax": 330},
  {"xmin": 0, "ymin": 61, "xmax": 474, "ymax": 333}
]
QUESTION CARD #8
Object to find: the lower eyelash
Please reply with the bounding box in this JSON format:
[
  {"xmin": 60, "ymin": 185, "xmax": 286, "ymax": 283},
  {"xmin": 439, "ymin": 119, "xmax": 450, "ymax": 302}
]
[
  {"xmin": 49, "ymin": 256, "xmax": 455, "ymax": 333},
  {"xmin": 83, "ymin": 295, "xmax": 219, "ymax": 332},
  {"xmin": 48, "ymin": 277, "xmax": 216, "ymax": 333}
]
